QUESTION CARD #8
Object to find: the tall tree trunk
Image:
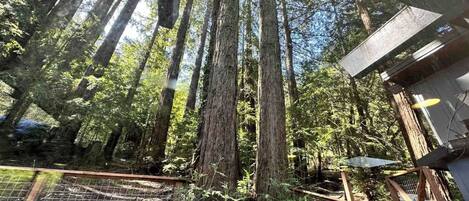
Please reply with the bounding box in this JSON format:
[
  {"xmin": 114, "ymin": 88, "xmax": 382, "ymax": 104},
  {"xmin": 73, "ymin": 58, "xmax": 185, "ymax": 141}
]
[
  {"xmin": 56, "ymin": 0, "xmax": 141, "ymax": 157},
  {"xmin": 280, "ymin": 0, "xmax": 308, "ymax": 182},
  {"xmin": 192, "ymin": 0, "xmax": 221, "ymax": 168},
  {"xmin": 243, "ymin": 6, "xmax": 257, "ymax": 136},
  {"xmin": 74, "ymin": 0, "xmax": 141, "ymax": 100},
  {"xmin": 255, "ymin": 0, "xmax": 288, "ymax": 198},
  {"xmin": 103, "ymin": 21, "xmax": 161, "ymax": 161},
  {"xmin": 148, "ymin": 0, "xmax": 194, "ymax": 174},
  {"xmin": 239, "ymin": 0, "xmax": 257, "ymax": 169},
  {"xmin": 385, "ymin": 83, "xmax": 451, "ymax": 200},
  {"xmin": 59, "ymin": 0, "xmax": 118, "ymax": 71},
  {"xmin": 355, "ymin": 1, "xmax": 451, "ymax": 199},
  {"xmin": 103, "ymin": 0, "xmax": 123, "ymax": 27},
  {"xmin": 197, "ymin": 0, "xmax": 240, "ymax": 191},
  {"xmin": 184, "ymin": 2, "xmax": 211, "ymax": 115}
]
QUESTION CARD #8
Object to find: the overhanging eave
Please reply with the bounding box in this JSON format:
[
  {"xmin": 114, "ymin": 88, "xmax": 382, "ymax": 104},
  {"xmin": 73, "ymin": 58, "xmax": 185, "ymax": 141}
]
[{"xmin": 340, "ymin": 0, "xmax": 469, "ymax": 78}]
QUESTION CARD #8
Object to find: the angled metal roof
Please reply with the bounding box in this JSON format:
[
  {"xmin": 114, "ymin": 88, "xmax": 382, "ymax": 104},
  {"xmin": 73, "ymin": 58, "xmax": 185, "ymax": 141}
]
[
  {"xmin": 340, "ymin": 0, "xmax": 469, "ymax": 78},
  {"xmin": 346, "ymin": 156, "xmax": 400, "ymax": 168}
]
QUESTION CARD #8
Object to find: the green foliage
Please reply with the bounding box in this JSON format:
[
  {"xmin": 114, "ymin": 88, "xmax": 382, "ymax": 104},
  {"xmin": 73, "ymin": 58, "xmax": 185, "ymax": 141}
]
[{"xmin": 0, "ymin": 0, "xmax": 35, "ymax": 60}]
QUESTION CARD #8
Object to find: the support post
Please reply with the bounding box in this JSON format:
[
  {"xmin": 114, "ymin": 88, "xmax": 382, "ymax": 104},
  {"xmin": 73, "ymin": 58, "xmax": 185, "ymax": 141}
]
[
  {"xmin": 341, "ymin": 171, "xmax": 354, "ymax": 201},
  {"xmin": 386, "ymin": 178, "xmax": 400, "ymax": 201},
  {"xmin": 416, "ymin": 169, "xmax": 427, "ymax": 201},
  {"xmin": 26, "ymin": 172, "xmax": 47, "ymax": 201}
]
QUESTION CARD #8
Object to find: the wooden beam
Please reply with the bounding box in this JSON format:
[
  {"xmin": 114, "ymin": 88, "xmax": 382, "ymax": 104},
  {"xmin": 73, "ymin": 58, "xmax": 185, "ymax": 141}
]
[
  {"xmin": 339, "ymin": 6, "xmax": 443, "ymax": 78},
  {"xmin": 386, "ymin": 179, "xmax": 400, "ymax": 201},
  {"xmin": 0, "ymin": 166, "xmax": 190, "ymax": 186},
  {"xmin": 422, "ymin": 168, "xmax": 448, "ymax": 201},
  {"xmin": 340, "ymin": 171, "xmax": 354, "ymax": 201},
  {"xmin": 416, "ymin": 169, "xmax": 427, "ymax": 201},
  {"xmin": 388, "ymin": 167, "xmax": 421, "ymax": 178},
  {"xmin": 291, "ymin": 188, "xmax": 343, "ymax": 201},
  {"xmin": 26, "ymin": 172, "xmax": 47, "ymax": 201},
  {"xmin": 388, "ymin": 179, "xmax": 413, "ymax": 201}
]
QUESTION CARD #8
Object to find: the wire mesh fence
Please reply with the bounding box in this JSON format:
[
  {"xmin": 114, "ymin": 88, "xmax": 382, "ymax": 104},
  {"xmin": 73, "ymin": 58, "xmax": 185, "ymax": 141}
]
[
  {"xmin": 0, "ymin": 170, "xmax": 35, "ymax": 201},
  {"xmin": 391, "ymin": 170, "xmax": 419, "ymax": 195},
  {"xmin": 0, "ymin": 166, "xmax": 188, "ymax": 201}
]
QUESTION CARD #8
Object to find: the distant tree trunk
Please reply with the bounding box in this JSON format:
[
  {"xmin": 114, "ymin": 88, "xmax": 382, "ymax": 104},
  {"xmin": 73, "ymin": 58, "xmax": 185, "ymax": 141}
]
[
  {"xmin": 242, "ymin": 1, "xmax": 259, "ymax": 146},
  {"xmin": 74, "ymin": 0, "xmax": 141, "ymax": 99},
  {"xmin": 197, "ymin": 0, "xmax": 240, "ymax": 191},
  {"xmin": 148, "ymin": 0, "xmax": 194, "ymax": 174},
  {"xmin": 56, "ymin": 0, "xmax": 141, "ymax": 156},
  {"xmin": 255, "ymin": 0, "xmax": 288, "ymax": 198},
  {"xmin": 103, "ymin": 21, "xmax": 161, "ymax": 161},
  {"xmin": 184, "ymin": 2, "xmax": 211, "ymax": 115},
  {"xmin": 59, "ymin": 0, "xmax": 118, "ymax": 70},
  {"xmin": 103, "ymin": 0, "xmax": 123, "ymax": 26},
  {"xmin": 280, "ymin": 0, "xmax": 308, "ymax": 182},
  {"xmin": 192, "ymin": 0, "xmax": 220, "ymax": 168}
]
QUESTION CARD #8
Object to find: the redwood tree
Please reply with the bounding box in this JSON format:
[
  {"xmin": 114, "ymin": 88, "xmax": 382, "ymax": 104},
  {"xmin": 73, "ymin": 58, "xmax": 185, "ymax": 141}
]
[
  {"xmin": 280, "ymin": 0, "xmax": 308, "ymax": 181},
  {"xmin": 197, "ymin": 0, "xmax": 240, "ymax": 191},
  {"xmin": 184, "ymin": 2, "xmax": 211, "ymax": 115},
  {"xmin": 255, "ymin": 0, "xmax": 289, "ymax": 198},
  {"xmin": 148, "ymin": 0, "xmax": 194, "ymax": 173}
]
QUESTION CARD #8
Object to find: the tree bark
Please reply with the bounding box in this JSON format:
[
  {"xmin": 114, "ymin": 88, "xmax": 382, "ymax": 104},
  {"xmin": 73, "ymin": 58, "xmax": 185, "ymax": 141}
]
[
  {"xmin": 192, "ymin": 0, "xmax": 220, "ymax": 168},
  {"xmin": 148, "ymin": 0, "xmax": 194, "ymax": 174},
  {"xmin": 184, "ymin": 2, "xmax": 211, "ymax": 115},
  {"xmin": 197, "ymin": 0, "xmax": 240, "ymax": 191},
  {"xmin": 74, "ymin": 0, "xmax": 140, "ymax": 100},
  {"xmin": 255, "ymin": 0, "xmax": 289, "ymax": 198},
  {"xmin": 103, "ymin": 0, "xmax": 123, "ymax": 27},
  {"xmin": 242, "ymin": 0, "xmax": 257, "ymax": 146},
  {"xmin": 280, "ymin": 0, "xmax": 308, "ymax": 182},
  {"xmin": 103, "ymin": 21, "xmax": 161, "ymax": 161},
  {"xmin": 59, "ymin": 0, "xmax": 118, "ymax": 71},
  {"xmin": 384, "ymin": 83, "xmax": 451, "ymax": 200}
]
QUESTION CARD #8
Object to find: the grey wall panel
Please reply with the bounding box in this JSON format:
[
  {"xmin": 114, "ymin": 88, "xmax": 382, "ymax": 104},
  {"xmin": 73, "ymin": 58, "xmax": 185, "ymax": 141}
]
[{"xmin": 410, "ymin": 58, "xmax": 469, "ymax": 144}]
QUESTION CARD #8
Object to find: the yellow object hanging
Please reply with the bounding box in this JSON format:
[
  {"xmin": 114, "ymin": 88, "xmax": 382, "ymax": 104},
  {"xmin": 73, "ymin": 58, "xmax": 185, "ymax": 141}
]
[{"xmin": 411, "ymin": 98, "xmax": 441, "ymax": 109}]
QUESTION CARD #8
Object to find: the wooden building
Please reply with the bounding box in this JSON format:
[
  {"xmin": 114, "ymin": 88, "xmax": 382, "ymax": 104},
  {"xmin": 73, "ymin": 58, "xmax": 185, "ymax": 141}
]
[{"xmin": 339, "ymin": 0, "xmax": 469, "ymax": 199}]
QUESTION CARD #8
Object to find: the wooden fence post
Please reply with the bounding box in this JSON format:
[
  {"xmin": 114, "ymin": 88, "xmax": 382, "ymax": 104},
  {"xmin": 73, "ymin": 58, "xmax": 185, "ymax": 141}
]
[
  {"xmin": 341, "ymin": 171, "xmax": 354, "ymax": 201},
  {"xmin": 26, "ymin": 172, "xmax": 47, "ymax": 201}
]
